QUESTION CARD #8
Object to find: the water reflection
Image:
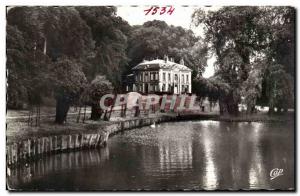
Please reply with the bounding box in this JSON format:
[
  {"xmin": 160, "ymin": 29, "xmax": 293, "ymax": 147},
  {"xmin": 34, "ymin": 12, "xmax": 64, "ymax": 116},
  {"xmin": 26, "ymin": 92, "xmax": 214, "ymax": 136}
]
[
  {"xmin": 248, "ymin": 123, "xmax": 269, "ymax": 189},
  {"xmin": 201, "ymin": 127, "xmax": 219, "ymax": 190},
  {"xmin": 7, "ymin": 121, "xmax": 294, "ymax": 190},
  {"xmin": 7, "ymin": 148, "xmax": 109, "ymax": 189},
  {"xmin": 157, "ymin": 125, "xmax": 193, "ymax": 173}
]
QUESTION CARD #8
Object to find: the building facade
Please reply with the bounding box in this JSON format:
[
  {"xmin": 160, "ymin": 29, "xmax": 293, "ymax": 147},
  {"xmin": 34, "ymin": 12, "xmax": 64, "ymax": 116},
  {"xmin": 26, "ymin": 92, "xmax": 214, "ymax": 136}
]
[{"xmin": 126, "ymin": 56, "xmax": 192, "ymax": 94}]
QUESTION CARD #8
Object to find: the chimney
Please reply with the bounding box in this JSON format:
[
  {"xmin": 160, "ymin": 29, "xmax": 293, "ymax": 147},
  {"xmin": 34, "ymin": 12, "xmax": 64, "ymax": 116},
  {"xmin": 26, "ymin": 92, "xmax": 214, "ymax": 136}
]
[
  {"xmin": 180, "ymin": 58, "xmax": 185, "ymax": 65},
  {"xmin": 163, "ymin": 55, "xmax": 169, "ymax": 63}
]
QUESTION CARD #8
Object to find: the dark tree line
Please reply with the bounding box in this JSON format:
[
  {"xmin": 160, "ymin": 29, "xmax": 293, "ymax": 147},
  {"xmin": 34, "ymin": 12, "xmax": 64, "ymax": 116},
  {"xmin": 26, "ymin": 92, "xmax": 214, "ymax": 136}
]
[
  {"xmin": 126, "ymin": 20, "xmax": 208, "ymax": 75},
  {"xmin": 192, "ymin": 6, "xmax": 295, "ymax": 115},
  {"xmin": 7, "ymin": 6, "xmax": 294, "ymax": 121},
  {"xmin": 6, "ymin": 7, "xmax": 127, "ymax": 123},
  {"xmin": 7, "ymin": 6, "xmax": 208, "ymax": 123}
]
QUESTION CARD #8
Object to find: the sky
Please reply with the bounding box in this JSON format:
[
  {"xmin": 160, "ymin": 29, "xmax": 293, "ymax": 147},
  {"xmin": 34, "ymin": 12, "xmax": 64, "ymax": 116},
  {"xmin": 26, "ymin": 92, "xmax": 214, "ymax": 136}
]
[{"xmin": 117, "ymin": 6, "xmax": 216, "ymax": 78}]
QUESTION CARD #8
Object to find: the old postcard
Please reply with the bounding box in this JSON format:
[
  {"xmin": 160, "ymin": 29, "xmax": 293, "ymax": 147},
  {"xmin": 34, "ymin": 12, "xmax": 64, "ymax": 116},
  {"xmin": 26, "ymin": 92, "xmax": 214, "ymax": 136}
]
[{"xmin": 6, "ymin": 5, "xmax": 295, "ymax": 191}]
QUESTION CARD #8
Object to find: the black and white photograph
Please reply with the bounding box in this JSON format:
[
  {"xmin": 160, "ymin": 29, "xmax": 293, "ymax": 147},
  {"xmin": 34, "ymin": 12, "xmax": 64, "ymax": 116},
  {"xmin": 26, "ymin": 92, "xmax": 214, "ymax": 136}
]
[{"xmin": 5, "ymin": 4, "xmax": 296, "ymax": 191}]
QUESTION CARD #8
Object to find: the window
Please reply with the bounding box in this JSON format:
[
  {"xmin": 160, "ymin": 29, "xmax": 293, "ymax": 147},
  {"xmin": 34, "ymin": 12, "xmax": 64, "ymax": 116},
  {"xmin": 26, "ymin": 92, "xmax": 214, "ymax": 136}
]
[
  {"xmin": 175, "ymin": 74, "xmax": 178, "ymax": 81},
  {"xmin": 162, "ymin": 84, "xmax": 166, "ymax": 91},
  {"xmin": 139, "ymin": 74, "xmax": 142, "ymax": 82},
  {"xmin": 168, "ymin": 73, "xmax": 171, "ymax": 81},
  {"xmin": 163, "ymin": 72, "xmax": 166, "ymax": 81},
  {"xmin": 150, "ymin": 72, "xmax": 154, "ymax": 80},
  {"xmin": 155, "ymin": 72, "xmax": 158, "ymax": 80},
  {"xmin": 182, "ymin": 74, "xmax": 184, "ymax": 83},
  {"xmin": 145, "ymin": 73, "xmax": 148, "ymax": 82},
  {"xmin": 152, "ymin": 72, "xmax": 156, "ymax": 80},
  {"xmin": 186, "ymin": 75, "xmax": 189, "ymax": 83}
]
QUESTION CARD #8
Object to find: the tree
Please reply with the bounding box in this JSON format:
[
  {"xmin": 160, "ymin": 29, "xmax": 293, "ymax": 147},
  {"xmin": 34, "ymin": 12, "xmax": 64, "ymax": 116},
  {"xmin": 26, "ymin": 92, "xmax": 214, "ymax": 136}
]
[
  {"xmin": 193, "ymin": 74, "xmax": 231, "ymax": 115},
  {"xmin": 265, "ymin": 7, "xmax": 295, "ymax": 76},
  {"xmin": 7, "ymin": 24, "xmax": 51, "ymax": 126},
  {"xmin": 76, "ymin": 7, "xmax": 131, "ymax": 91},
  {"xmin": 7, "ymin": 7, "xmax": 94, "ymax": 61},
  {"xmin": 265, "ymin": 64, "xmax": 294, "ymax": 113},
  {"xmin": 89, "ymin": 75, "xmax": 113, "ymax": 120},
  {"xmin": 6, "ymin": 25, "xmax": 29, "ymax": 109},
  {"xmin": 49, "ymin": 57, "xmax": 87, "ymax": 124},
  {"xmin": 240, "ymin": 59, "xmax": 266, "ymax": 114},
  {"xmin": 192, "ymin": 7, "xmax": 268, "ymax": 115},
  {"xmin": 192, "ymin": 6, "xmax": 295, "ymax": 115},
  {"xmin": 127, "ymin": 20, "xmax": 208, "ymax": 77},
  {"xmin": 7, "ymin": 7, "xmax": 95, "ymax": 123}
]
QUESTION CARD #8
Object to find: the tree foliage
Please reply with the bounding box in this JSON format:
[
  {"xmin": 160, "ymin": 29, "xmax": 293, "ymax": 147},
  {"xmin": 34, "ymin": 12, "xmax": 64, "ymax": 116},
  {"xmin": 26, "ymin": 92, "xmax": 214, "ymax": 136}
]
[
  {"xmin": 76, "ymin": 7, "xmax": 130, "ymax": 90},
  {"xmin": 240, "ymin": 60, "xmax": 266, "ymax": 113},
  {"xmin": 49, "ymin": 57, "xmax": 87, "ymax": 123},
  {"xmin": 7, "ymin": 24, "xmax": 50, "ymax": 109},
  {"xmin": 7, "ymin": 7, "xmax": 94, "ymax": 60},
  {"xmin": 6, "ymin": 6, "xmax": 130, "ymax": 122},
  {"xmin": 88, "ymin": 75, "xmax": 113, "ymax": 120},
  {"xmin": 127, "ymin": 20, "xmax": 208, "ymax": 75},
  {"xmin": 89, "ymin": 75, "xmax": 113, "ymax": 101},
  {"xmin": 265, "ymin": 64, "xmax": 294, "ymax": 112},
  {"xmin": 192, "ymin": 6, "xmax": 295, "ymax": 114},
  {"xmin": 6, "ymin": 6, "xmax": 295, "ymax": 120},
  {"xmin": 6, "ymin": 25, "xmax": 28, "ymax": 108}
]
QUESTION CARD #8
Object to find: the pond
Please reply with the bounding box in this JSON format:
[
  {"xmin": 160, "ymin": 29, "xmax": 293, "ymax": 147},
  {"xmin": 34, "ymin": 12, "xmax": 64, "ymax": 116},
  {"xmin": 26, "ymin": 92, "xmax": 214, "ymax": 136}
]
[{"xmin": 7, "ymin": 120, "xmax": 294, "ymax": 191}]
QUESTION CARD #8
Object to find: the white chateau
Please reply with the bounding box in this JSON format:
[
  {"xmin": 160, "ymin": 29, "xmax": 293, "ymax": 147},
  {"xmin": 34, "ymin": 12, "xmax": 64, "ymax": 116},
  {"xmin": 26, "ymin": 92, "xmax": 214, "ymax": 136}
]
[{"xmin": 126, "ymin": 56, "xmax": 192, "ymax": 94}]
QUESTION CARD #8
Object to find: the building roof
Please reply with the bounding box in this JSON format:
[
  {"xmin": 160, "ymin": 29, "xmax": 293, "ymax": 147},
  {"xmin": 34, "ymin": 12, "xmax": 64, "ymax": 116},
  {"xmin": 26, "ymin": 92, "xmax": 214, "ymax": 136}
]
[{"xmin": 132, "ymin": 59, "xmax": 192, "ymax": 72}]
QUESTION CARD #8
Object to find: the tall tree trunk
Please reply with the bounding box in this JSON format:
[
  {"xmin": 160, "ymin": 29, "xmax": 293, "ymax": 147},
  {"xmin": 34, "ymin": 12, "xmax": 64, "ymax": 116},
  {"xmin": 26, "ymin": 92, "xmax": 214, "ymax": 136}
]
[
  {"xmin": 76, "ymin": 106, "xmax": 82, "ymax": 123},
  {"xmin": 108, "ymin": 103, "xmax": 114, "ymax": 120},
  {"xmin": 35, "ymin": 106, "xmax": 38, "ymax": 126},
  {"xmin": 55, "ymin": 95, "xmax": 70, "ymax": 124},
  {"xmin": 35, "ymin": 105, "xmax": 41, "ymax": 126},
  {"xmin": 38, "ymin": 105, "xmax": 41, "ymax": 126},
  {"xmin": 28, "ymin": 106, "xmax": 33, "ymax": 126},
  {"xmin": 82, "ymin": 105, "xmax": 86, "ymax": 123},
  {"xmin": 219, "ymin": 93, "xmax": 239, "ymax": 116},
  {"xmin": 268, "ymin": 106, "xmax": 275, "ymax": 114},
  {"xmin": 103, "ymin": 110, "xmax": 108, "ymax": 121},
  {"xmin": 219, "ymin": 100, "xmax": 225, "ymax": 115},
  {"xmin": 227, "ymin": 102, "xmax": 239, "ymax": 115},
  {"xmin": 91, "ymin": 102, "xmax": 102, "ymax": 120}
]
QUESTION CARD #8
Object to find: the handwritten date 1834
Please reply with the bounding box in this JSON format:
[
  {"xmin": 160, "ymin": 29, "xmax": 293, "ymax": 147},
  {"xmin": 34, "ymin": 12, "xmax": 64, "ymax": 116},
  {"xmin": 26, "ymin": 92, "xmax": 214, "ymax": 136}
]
[{"xmin": 144, "ymin": 6, "xmax": 175, "ymax": 15}]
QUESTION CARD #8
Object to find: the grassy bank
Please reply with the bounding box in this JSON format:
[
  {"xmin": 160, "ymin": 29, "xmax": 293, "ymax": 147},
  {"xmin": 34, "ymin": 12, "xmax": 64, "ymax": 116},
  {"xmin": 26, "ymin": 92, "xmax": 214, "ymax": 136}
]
[
  {"xmin": 216, "ymin": 112, "xmax": 294, "ymax": 123},
  {"xmin": 6, "ymin": 110, "xmax": 294, "ymax": 144},
  {"xmin": 6, "ymin": 112, "xmax": 175, "ymax": 143},
  {"xmin": 6, "ymin": 119, "xmax": 113, "ymax": 144}
]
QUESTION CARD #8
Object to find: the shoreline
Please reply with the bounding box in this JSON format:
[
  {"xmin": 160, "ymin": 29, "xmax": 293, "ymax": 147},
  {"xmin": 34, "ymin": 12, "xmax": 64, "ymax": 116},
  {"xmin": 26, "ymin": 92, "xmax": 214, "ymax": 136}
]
[{"xmin": 6, "ymin": 112, "xmax": 294, "ymax": 167}]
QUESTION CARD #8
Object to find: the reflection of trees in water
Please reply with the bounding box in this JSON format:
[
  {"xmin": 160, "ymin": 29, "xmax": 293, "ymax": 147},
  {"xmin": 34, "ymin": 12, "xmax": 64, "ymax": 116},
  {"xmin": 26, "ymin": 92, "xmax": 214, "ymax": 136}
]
[
  {"xmin": 158, "ymin": 140, "xmax": 193, "ymax": 172},
  {"xmin": 194, "ymin": 121, "xmax": 271, "ymax": 190},
  {"xmin": 198, "ymin": 122, "xmax": 219, "ymax": 190},
  {"xmin": 128, "ymin": 121, "xmax": 292, "ymax": 190},
  {"xmin": 248, "ymin": 123, "xmax": 269, "ymax": 189},
  {"xmin": 8, "ymin": 122, "xmax": 293, "ymax": 190},
  {"xmin": 157, "ymin": 124, "xmax": 193, "ymax": 173},
  {"xmin": 7, "ymin": 148, "xmax": 110, "ymax": 187},
  {"xmin": 136, "ymin": 123, "xmax": 194, "ymax": 176}
]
